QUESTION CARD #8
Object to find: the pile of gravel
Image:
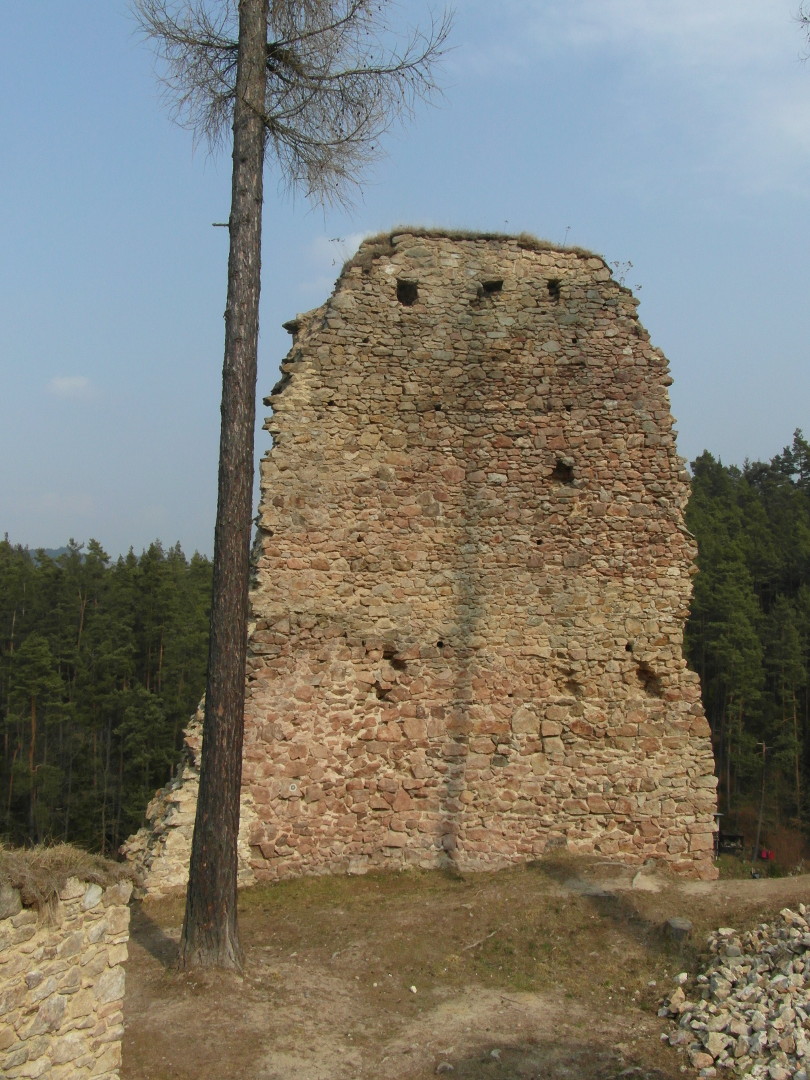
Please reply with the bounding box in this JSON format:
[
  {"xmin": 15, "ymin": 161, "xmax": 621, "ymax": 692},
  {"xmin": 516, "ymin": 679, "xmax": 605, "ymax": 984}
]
[{"xmin": 661, "ymin": 905, "xmax": 810, "ymax": 1079}]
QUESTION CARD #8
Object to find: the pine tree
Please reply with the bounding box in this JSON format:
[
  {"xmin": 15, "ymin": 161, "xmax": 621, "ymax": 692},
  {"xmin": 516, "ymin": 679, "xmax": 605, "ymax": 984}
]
[{"xmin": 134, "ymin": 0, "xmax": 451, "ymax": 971}]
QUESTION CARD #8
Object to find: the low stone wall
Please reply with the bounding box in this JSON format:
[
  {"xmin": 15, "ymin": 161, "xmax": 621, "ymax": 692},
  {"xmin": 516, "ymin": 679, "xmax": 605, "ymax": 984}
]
[{"xmin": 0, "ymin": 869, "xmax": 132, "ymax": 1080}]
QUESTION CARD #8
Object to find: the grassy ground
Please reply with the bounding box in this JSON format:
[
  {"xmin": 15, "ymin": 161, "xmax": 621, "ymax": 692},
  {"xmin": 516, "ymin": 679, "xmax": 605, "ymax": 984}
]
[{"xmin": 121, "ymin": 855, "xmax": 810, "ymax": 1080}]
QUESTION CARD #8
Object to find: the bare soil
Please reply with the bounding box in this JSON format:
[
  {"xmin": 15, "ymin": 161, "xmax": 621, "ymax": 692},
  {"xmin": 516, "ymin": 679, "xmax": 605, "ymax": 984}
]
[{"xmin": 121, "ymin": 858, "xmax": 810, "ymax": 1080}]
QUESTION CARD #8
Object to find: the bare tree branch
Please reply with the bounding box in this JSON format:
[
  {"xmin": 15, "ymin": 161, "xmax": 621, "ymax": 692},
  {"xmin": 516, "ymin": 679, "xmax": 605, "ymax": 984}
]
[
  {"xmin": 133, "ymin": 0, "xmax": 452, "ymax": 202},
  {"xmin": 799, "ymin": 3, "xmax": 810, "ymax": 51}
]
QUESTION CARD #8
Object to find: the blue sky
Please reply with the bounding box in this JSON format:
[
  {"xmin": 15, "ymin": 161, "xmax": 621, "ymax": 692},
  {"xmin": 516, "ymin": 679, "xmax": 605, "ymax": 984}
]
[{"xmin": 2, "ymin": 0, "xmax": 809, "ymax": 557}]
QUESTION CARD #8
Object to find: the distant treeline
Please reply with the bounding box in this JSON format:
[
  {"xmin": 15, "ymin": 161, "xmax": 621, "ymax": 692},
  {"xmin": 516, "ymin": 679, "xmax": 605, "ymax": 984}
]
[
  {"xmin": 686, "ymin": 430, "xmax": 810, "ymax": 842},
  {"xmin": 0, "ymin": 539, "xmax": 211, "ymax": 853}
]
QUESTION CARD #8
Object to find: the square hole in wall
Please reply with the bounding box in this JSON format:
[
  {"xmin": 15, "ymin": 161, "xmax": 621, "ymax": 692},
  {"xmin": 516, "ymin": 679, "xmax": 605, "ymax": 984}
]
[{"xmin": 397, "ymin": 279, "xmax": 419, "ymax": 305}]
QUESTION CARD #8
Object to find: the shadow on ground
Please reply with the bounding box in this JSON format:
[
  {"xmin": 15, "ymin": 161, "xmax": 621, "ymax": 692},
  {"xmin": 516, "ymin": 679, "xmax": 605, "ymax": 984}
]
[
  {"xmin": 437, "ymin": 1036, "xmax": 676, "ymax": 1080},
  {"xmin": 122, "ymin": 860, "xmax": 810, "ymax": 1080},
  {"xmin": 129, "ymin": 903, "xmax": 180, "ymax": 967}
]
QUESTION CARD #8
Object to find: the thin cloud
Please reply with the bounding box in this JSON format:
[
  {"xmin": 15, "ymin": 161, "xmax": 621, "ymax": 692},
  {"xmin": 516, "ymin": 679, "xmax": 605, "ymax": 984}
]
[
  {"xmin": 47, "ymin": 375, "xmax": 98, "ymax": 401},
  {"xmin": 457, "ymin": 0, "xmax": 810, "ymax": 195},
  {"xmin": 509, "ymin": 0, "xmax": 789, "ymax": 68}
]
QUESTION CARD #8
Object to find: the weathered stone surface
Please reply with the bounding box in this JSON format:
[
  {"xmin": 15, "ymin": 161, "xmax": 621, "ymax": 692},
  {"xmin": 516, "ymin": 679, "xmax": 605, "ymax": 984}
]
[
  {"xmin": 0, "ymin": 875, "xmax": 130, "ymax": 1080},
  {"xmin": 127, "ymin": 229, "xmax": 718, "ymax": 893},
  {"xmin": 96, "ymin": 967, "xmax": 125, "ymax": 1005},
  {"xmin": 82, "ymin": 884, "xmax": 103, "ymax": 910},
  {"xmin": 0, "ymin": 883, "xmax": 22, "ymax": 918},
  {"xmin": 665, "ymin": 916, "xmax": 693, "ymax": 941}
]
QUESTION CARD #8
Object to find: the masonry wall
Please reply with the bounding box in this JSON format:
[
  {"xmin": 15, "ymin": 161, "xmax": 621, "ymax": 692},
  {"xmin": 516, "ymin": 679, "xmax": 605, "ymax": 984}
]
[
  {"xmin": 241, "ymin": 230, "xmax": 718, "ymax": 881},
  {"xmin": 0, "ymin": 877, "xmax": 132, "ymax": 1080},
  {"xmin": 121, "ymin": 708, "xmax": 258, "ymax": 898}
]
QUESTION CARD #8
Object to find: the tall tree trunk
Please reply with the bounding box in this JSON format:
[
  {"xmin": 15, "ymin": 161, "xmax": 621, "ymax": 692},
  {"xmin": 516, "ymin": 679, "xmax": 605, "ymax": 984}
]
[
  {"xmin": 6, "ymin": 744, "xmax": 18, "ymax": 831},
  {"xmin": 28, "ymin": 696, "xmax": 37, "ymax": 838},
  {"xmin": 101, "ymin": 717, "xmax": 112, "ymax": 855},
  {"xmin": 793, "ymin": 692, "xmax": 802, "ymax": 823},
  {"xmin": 77, "ymin": 588, "xmax": 87, "ymax": 647},
  {"xmin": 64, "ymin": 751, "xmax": 72, "ymax": 840},
  {"xmin": 179, "ymin": 0, "xmax": 267, "ymax": 972}
]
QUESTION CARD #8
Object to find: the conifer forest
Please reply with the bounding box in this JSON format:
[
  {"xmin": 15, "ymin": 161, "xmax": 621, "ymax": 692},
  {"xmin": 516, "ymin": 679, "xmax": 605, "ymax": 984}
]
[
  {"xmin": 2, "ymin": 431, "xmax": 810, "ymax": 857},
  {"xmin": 686, "ymin": 431, "xmax": 810, "ymax": 854},
  {"xmin": 0, "ymin": 540, "xmax": 211, "ymax": 852}
]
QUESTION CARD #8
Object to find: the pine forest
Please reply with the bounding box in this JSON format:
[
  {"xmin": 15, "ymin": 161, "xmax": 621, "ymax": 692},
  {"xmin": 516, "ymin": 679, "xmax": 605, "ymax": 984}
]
[
  {"xmin": 0, "ymin": 540, "xmax": 211, "ymax": 853},
  {"xmin": 686, "ymin": 430, "xmax": 810, "ymax": 861},
  {"xmin": 2, "ymin": 431, "xmax": 810, "ymax": 862}
]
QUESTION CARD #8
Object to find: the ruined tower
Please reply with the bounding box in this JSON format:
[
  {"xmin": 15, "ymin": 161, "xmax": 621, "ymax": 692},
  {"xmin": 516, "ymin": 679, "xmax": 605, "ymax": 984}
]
[{"xmin": 240, "ymin": 229, "xmax": 718, "ymax": 881}]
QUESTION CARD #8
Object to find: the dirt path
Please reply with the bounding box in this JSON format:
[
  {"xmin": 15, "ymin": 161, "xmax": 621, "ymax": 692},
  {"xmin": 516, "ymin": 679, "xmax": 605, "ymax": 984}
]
[{"xmin": 121, "ymin": 860, "xmax": 810, "ymax": 1080}]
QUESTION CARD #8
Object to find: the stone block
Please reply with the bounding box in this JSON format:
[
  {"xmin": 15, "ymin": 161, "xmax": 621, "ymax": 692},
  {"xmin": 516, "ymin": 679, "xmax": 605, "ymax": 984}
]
[
  {"xmin": 0, "ymin": 884, "xmax": 22, "ymax": 919},
  {"xmin": 52, "ymin": 1030, "xmax": 87, "ymax": 1065},
  {"xmin": 81, "ymin": 885, "xmax": 104, "ymax": 910},
  {"xmin": 27, "ymin": 992, "xmax": 66, "ymax": 1035}
]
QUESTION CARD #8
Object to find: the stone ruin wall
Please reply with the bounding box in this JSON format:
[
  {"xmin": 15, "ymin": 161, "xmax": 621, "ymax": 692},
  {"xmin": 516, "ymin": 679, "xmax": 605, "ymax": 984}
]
[
  {"xmin": 240, "ymin": 230, "xmax": 719, "ymax": 882},
  {"xmin": 0, "ymin": 875, "xmax": 132, "ymax": 1080},
  {"xmin": 121, "ymin": 706, "xmax": 258, "ymax": 898}
]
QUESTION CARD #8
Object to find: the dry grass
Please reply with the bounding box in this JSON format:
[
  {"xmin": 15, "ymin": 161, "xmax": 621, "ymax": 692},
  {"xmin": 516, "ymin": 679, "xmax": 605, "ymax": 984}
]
[
  {"xmin": 0, "ymin": 842, "xmax": 136, "ymax": 910},
  {"xmin": 235, "ymin": 859, "xmax": 700, "ymax": 1009},
  {"xmin": 341, "ymin": 226, "xmax": 601, "ymax": 274},
  {"xmin": 130, "ymin": 856, "xmax": 778, "ymax": 1079}
]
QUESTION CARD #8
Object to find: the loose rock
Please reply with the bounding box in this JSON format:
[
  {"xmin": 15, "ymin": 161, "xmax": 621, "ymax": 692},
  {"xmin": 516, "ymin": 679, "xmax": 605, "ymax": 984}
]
[{"xmin": 662, "ymin": 905, "xmax": 810, "ymax": 1078}]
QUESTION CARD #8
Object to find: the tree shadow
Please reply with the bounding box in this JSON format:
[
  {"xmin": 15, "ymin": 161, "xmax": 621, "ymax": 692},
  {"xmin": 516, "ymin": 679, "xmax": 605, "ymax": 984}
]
[
  {"xmin": 435, "ymin": 1035, "xmax": 680, "ymax": 1079},
  {"xmin": 129, "ymin": 901, "xmax": 180, "ymax": 967},
  {"xmin": 526, "ymin": 857, "xmax": 699, "ymax": 963},
  {"xmin": 436, "ymin": 484, "xmax": 485, "ymax": 869}
]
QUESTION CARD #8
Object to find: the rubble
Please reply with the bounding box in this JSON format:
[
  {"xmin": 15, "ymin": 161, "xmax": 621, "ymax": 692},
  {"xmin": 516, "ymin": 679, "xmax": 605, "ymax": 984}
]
[{"xmin": 661, "ymin": 905, "xmax": 810, "ymax": 1078}]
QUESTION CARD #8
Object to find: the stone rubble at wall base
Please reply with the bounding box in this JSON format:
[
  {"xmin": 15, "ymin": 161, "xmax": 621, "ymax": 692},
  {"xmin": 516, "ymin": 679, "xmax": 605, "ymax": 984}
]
[
  {"xmin": 662, "ymin": 906, "xmax": 810, "ymax": 1079},
  {"xmin": 121, "ymin": 706, "xmax": 258, "ymax": 898}
]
